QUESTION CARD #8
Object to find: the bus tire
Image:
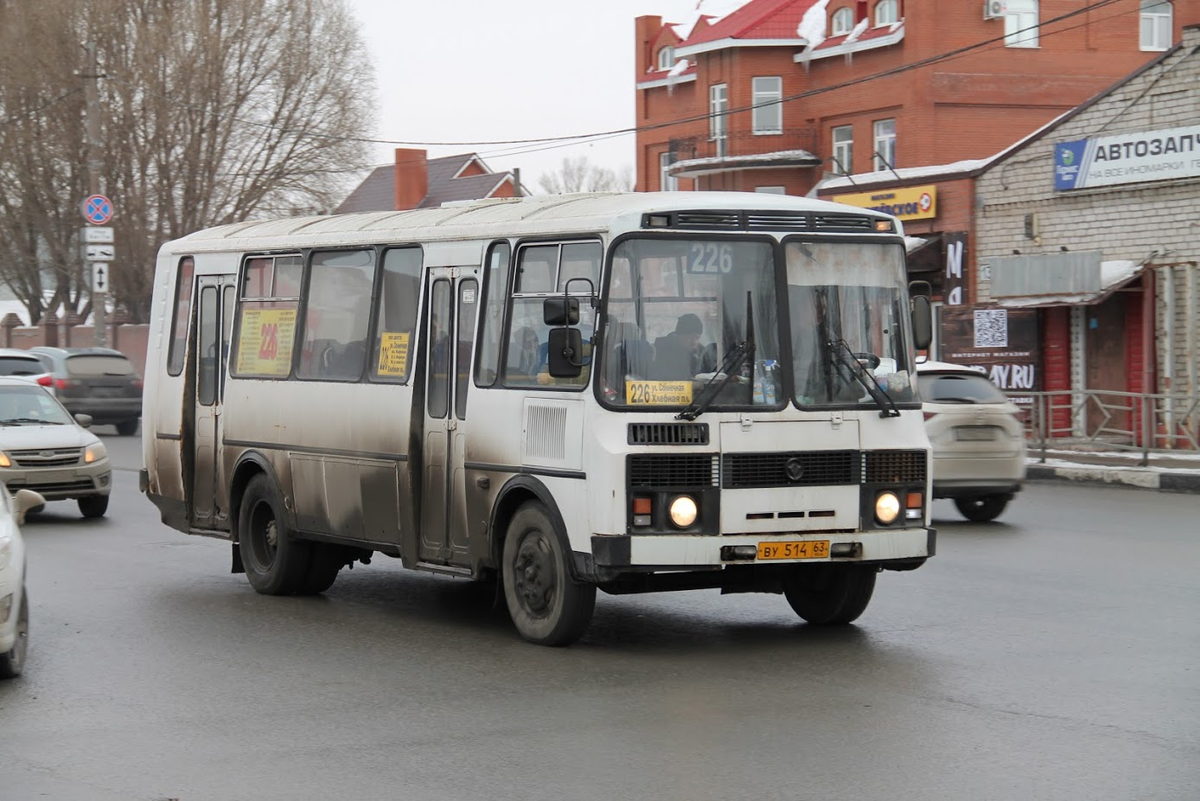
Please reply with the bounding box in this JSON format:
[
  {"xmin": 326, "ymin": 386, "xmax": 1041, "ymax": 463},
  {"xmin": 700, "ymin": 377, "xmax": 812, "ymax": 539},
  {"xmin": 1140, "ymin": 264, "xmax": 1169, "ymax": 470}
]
[
  {"xmin": 0, "ymin": 587, "xmax": 29, "ymax": 679},
  {"xmin": 501, "ymin": 501, "xmax": 595, "ymax": 646},
  {"xmin": 299, "ymin": 544, "xmax": 347, "ymax": 595},
  {"xmin": 783, "ymin": 565, "xmax": 876, "ymax": 626},
  {"xmin": 238, "ymin": 474, "xmax": 312, "ymax": 596}
]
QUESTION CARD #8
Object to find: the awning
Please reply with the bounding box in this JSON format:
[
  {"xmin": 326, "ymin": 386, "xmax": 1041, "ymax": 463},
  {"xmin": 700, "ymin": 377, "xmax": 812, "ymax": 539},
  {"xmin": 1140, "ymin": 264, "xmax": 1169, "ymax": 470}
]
[{"xmin": 996, "ymin": 260, "xmax": 1143, "ymax": 308}]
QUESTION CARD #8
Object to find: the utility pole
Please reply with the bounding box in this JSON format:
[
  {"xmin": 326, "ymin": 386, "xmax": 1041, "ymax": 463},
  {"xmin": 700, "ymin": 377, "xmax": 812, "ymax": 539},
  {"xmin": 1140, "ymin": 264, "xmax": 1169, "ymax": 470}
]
[{"xmin": 83, "ymin": 41, "xmax": 108, "ymax": 347}]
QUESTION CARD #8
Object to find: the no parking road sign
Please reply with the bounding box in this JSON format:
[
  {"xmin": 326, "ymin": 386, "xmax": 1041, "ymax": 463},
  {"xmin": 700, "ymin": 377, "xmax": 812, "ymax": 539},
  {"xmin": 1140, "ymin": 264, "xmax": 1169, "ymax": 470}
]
[{"xmin": 82, "ymin": 194, "xmax": 114, "ymax": 225}]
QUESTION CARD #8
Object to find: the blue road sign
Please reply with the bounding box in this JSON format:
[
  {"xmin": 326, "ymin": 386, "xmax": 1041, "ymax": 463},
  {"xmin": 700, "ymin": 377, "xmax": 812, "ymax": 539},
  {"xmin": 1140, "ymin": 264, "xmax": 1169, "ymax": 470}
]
[{"xmin": 82, "ymin": 194, "xmax": 114, "ymax": 225}]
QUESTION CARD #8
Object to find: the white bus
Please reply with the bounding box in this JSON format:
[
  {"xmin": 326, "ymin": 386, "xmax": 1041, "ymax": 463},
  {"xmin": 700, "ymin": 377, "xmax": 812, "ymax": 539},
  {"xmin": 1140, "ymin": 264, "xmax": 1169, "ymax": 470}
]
[{"xmin": 141, "ymin": 192, "xmax": 935, "ymax": 646}]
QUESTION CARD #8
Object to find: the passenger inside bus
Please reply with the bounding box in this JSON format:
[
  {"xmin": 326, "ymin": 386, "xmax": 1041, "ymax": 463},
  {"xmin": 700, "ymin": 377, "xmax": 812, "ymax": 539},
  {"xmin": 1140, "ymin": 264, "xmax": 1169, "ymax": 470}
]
[{"xmin": 650, "ymin": 313, "xmax": 705, "ymax": 380}]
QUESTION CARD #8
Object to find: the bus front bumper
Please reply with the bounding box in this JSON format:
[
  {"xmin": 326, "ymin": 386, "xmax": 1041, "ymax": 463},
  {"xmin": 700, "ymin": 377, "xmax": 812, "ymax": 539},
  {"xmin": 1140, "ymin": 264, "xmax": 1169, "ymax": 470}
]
[{"xmin": 590, "ymin": 527, "xmax": 935, "ymax": 570}]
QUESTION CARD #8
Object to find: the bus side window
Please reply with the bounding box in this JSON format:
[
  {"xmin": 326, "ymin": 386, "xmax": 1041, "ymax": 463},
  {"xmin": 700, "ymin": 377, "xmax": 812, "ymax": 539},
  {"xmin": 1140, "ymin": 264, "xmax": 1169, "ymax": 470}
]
[
  {"xmin": 474, "ymin": 242, "xmax": 510, "ymax": 388},
  {"xmin": 167, "ymin": 257, "xmax": 194, "ymax": 376},
  {"xmin": 298, "ymin": 249, "xmax": 375, "ymax": 381},
  {"xmin": 371, "ymin": 247, "xmax": 422, "ymax": 384}
]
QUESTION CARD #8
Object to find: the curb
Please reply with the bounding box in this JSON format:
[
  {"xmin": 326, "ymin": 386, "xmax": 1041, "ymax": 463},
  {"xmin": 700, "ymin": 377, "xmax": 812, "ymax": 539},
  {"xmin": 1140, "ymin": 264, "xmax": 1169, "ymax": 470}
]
[{"xmin": 1025, "ymin": 463, "xmax": 1200, "ymax": 493}]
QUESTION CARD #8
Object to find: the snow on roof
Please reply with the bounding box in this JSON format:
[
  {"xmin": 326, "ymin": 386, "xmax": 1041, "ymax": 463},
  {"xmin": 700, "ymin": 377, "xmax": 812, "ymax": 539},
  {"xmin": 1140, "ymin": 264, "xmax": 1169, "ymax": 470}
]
[
  {"xmin": 796, "ymin": 0, "xmax": 829, "ymax": 45},
  {"xmin": 844, "ymin": 17, "xmax": 869, "ymax": 44},
  {"xmin": 667, "ymin": 57, "xmax": 691, "ymax": 77}
]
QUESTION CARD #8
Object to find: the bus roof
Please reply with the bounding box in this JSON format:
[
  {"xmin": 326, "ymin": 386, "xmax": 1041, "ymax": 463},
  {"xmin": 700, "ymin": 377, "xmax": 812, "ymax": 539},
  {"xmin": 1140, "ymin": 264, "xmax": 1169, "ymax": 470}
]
[{"xmin": 162, "ymin": 191, "xmax": 900, "ymax": 253}]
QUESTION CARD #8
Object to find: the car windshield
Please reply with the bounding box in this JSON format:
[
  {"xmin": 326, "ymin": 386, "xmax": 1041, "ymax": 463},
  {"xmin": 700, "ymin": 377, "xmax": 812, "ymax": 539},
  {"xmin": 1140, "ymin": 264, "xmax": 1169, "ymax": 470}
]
[
  {"xmin": 918, "ymin": 372, "xmax": 1008, "ymax": 404},
  {"xmin": 0, "ymin": 384, "xmax": 74, "ymax": 425},
  {"xmin": 785, "ymin": 241, "xmax": 917, "ymax": 407},
  {"xmin": 600, "ymin": 237, "xmax": 780, "ymax": 410},
  {"xmin": 66, "ymin": 355, "xmax": 135, "ymax": 376},
  {"xmin": 0, "ymin": 357, "xmax": 45, "ymax": 376}
]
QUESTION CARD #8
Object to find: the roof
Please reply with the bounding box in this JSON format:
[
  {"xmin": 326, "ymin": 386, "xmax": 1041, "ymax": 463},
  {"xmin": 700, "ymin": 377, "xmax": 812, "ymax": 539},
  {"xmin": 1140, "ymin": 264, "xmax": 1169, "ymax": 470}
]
[
  {"xmin": 995, "ymin": 261, "xmax": 1143, "ymax": 309},
  {"xmin": 335, "ymin": 153, "xmax": 517, "ymax": 214},
  {"xmin": 164, "ymin": 191, "xmax": 898, "ymax": 254},
  {"xmin": 681, "ymin": 0, "xmax": 813, "ymax": 50}
]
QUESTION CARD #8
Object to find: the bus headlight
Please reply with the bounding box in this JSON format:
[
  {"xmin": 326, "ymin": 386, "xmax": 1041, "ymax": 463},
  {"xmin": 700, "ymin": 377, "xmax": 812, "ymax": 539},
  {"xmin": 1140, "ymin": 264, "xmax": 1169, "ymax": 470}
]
[
  {"xmin": 669, "ymin": 496, "xmax": 698, "ymax": 528},
  {"xmin": 874, "ymin": 491, "xmax": 901, "ymax": 525},
  {"xmin": 0, "ymin": 452, "xmax": 9, "ymax": 468},
  {"xmin": 84, "ymin": 442, "xmax": 108, "ymax": 464}
]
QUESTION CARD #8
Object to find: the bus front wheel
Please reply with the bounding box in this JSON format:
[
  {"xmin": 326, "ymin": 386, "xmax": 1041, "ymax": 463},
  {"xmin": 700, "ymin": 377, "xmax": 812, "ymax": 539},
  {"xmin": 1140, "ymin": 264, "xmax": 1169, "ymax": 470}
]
[
  {"xmin": 501, "ymin": 501, "xmax": 595, "ymax": 646},
  {"xmin": 783, "ymin": 565, "xmax": 876, "ymax": 626},
  {"xmin": 238, "ymin": 474, "xmax": 313, "ymax": 596}
]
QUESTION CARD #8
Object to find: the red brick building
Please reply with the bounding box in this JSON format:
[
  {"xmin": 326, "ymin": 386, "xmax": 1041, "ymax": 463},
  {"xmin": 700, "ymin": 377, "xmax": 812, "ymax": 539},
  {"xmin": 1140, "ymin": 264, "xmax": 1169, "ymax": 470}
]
[{"xmin": 635, "ymin": 0, "xmax": 1192, "ymax": 196}]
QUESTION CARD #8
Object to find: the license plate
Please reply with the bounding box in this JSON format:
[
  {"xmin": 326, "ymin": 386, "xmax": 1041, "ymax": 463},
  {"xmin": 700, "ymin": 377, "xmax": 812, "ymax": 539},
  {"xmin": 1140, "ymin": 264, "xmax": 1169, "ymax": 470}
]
[
  {"xmin": 756, "ymin": 540, "xmax": 830, "ymax": 560},
  {"xmin": 955, "ymin": 426, "xmax": 996, "ymax": 441}
]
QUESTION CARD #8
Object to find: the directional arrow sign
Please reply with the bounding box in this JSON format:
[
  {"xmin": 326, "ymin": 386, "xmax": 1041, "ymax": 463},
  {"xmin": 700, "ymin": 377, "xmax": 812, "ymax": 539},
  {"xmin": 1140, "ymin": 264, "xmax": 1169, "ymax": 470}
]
[
  {"xmin": 92, "ymin": 262, "xmax": 109, "ymax": 293},
  {"xmin": 86, "ymin": 244, "xmax": 115, "ymax": 261}
]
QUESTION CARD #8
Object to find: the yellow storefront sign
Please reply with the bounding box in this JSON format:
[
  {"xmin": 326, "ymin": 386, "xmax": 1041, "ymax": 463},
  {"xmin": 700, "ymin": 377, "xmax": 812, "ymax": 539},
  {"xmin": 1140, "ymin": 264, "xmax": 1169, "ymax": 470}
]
[
  {"xmin": 376, "ymin": 332, "xmax": 410, "ymax": 377},
  {"xmin": 625, "ymin": 380, "xmax": 693, "ymax": 405},
  {"xmin": 831, "ymin": 184, "xmax": 938, "ymax": 221},
  {"xmin": 236, "ymin": 307, "xmax": 298, "ymax": 376}
]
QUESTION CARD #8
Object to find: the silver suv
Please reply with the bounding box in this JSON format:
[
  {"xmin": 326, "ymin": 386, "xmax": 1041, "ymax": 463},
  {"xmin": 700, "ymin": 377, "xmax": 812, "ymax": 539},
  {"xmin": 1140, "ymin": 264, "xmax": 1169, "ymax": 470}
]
[
  {"xmin": 917, "ymin": 360, "xmax": 1027, "ymax": 522},
  {"xmin": 29, "ymin": 347, "xmax": 142, "ymax": 436}
]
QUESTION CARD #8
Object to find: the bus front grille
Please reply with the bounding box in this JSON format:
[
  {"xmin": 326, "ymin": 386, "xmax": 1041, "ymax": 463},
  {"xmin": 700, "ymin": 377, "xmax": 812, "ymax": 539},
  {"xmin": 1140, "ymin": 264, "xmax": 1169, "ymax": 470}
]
[
  {"xmin": 627, "ymin": 423, "xmax": 710, "ymax": 446},
  {"xmin": 722, "ymin": 451, "xmax": 857, "ymax": 488},
  {"xmin": 628, "ymin": 454, "xmax": 719, "ymax": 488},
  {"xmin": 864, "ymin": 450, "xmax": 928, "ymax": 483}
]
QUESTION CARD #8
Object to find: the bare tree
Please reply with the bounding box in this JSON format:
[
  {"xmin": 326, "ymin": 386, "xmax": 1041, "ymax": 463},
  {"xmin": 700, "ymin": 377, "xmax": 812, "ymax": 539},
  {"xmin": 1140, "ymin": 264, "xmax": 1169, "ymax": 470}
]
[
  {"xmin": 0, "ymin": 0, "xmax": 375, "ymax": 324},
  {"xmin": 537, "ymin": 155, "xmax": 634, "ymax": 194}
]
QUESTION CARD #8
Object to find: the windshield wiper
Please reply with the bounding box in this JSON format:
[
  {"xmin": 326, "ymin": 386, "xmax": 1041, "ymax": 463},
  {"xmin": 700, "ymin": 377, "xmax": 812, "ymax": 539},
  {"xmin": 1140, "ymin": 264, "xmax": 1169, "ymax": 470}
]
[
  {"xmin": 0, "ymin": 417, "xmax": 63, "ymax": 425},
  {"xmin": 831, "ymin": 339, "xmax": 900, "ymax": 418},
  {"xmin": 677, "ymin": 340, "xmax": 752, "ymax": 421}
]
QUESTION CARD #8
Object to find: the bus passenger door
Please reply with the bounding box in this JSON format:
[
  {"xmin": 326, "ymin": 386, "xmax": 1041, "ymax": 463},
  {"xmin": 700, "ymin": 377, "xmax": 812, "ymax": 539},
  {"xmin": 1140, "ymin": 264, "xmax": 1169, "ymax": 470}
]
[
  {"xmin": 191, "ymin": 277, "xmax": 234, "ymax": 529},
  {"xmin": 420, "ymin": 268, "xmax": 479, "ymax": 564}
]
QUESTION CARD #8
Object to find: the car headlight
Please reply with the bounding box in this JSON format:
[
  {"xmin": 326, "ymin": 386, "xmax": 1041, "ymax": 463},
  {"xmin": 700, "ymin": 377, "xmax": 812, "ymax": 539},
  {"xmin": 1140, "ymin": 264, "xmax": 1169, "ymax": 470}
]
[
  {"xmin": 0, "ymin": 452, "xmax": 9, "ymax": 468},
  {"xmin": 84, "ymin": 442, "xmax": 108, "ymax": 464},
  {"xmin": 874, "ymin": 491, "xmax": 901, "ymax": 525},
  {"xmin": 669, "ymin": 495, "xmax": 698, "ymax": 528}
]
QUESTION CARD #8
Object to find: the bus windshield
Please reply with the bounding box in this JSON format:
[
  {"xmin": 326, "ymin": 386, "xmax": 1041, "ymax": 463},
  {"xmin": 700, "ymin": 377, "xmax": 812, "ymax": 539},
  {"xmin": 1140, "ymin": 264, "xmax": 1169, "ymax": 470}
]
[
  {"xmin": 785, "ymin": 240, "xmax": 916, "ymax": 406},
  {"xmin": 601, "ymin": 237, "xmax": 781, "ymax": 409}
]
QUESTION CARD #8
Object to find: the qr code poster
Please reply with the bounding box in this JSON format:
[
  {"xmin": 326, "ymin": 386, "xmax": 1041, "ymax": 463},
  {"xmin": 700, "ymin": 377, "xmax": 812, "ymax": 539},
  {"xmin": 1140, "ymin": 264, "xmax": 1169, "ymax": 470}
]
[{"xmin": 974, "ymin": 309, "xmax": 1009, "ymax": 348}]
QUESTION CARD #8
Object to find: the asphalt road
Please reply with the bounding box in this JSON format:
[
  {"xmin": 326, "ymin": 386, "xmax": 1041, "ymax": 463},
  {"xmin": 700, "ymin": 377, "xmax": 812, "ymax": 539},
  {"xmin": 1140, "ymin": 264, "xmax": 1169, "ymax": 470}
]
[{"xmin": 2, "ymin": 431, "xmax": 1198, "ymax": 801}]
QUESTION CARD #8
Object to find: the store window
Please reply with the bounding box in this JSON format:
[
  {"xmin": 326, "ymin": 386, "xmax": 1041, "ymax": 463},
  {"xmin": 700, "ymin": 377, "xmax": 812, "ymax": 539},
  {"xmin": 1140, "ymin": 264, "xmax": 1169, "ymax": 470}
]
[{"xmin": 832, "ymin": 125, "xmax": 853, "ymax": 175}]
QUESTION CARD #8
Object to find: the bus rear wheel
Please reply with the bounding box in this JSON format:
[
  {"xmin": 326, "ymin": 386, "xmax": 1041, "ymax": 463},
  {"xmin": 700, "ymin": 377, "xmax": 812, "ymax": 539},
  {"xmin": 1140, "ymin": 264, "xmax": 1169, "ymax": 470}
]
[
  {"xmin": 238, "ymin": 474, "xmax": 314, "ymax": 596},
  {"xmin": 502, "ymin": 501, "xmax": 595, "ymax": 646},
  {"xmin": 783, "ymin": 565, "xmax": 877, "ymax": 626}
]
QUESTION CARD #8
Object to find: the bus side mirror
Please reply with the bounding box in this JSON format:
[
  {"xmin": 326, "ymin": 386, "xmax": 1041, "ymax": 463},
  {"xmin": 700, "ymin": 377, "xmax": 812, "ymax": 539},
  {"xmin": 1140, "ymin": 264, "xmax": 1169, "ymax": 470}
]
[
  {"xmin": 547, "ymin": 328, "xmax": 583, "ymax": 377},
  {"xmin": 911, "ymin": 294, "xmax": 932, "ymax": 351},
  {"xmin": 543, "ymin": 297, "xmax": 579, "ymax": 326}
]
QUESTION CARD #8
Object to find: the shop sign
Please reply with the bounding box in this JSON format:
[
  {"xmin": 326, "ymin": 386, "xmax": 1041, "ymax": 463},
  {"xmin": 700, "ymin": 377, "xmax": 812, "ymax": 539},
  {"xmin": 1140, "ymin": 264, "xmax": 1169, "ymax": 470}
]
[
  {"xmin": 939, "ymin": 306, "xmax": 1041, "ymax": 403},
  {"xmin": 830, "ymin": 185, "xmax": 937, "ymax": 221},
  {"xmin": 1054, "ymin": 125, "xmax": 1200, "ymax": 190},
  {"xmin": 943, "ymin": 232, "xmax": 967, "ymax": 306}
]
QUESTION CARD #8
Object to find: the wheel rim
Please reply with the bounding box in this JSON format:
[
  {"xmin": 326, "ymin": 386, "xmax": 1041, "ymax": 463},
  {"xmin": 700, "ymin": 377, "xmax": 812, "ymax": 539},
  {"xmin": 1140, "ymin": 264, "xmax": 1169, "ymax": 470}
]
[
  {"xmin": 511, "ymin": 531, "xmax": 557, "ymax": 618},
  {"xmin": 247, "ymin": 499, "xmax": 278, "ymax": 571}
]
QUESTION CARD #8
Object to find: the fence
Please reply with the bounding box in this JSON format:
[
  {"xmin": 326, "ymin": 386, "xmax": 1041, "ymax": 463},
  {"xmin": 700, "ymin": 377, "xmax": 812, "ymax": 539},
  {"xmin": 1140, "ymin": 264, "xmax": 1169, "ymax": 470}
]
[{"xmin": 1010, "ymin": 389, "xmax": 1200, "ymax": 462}]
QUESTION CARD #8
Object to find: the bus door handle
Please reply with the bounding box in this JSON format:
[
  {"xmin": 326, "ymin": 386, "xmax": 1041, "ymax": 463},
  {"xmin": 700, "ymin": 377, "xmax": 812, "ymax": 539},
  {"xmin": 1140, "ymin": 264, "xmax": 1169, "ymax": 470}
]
[{"xmin": 447, "ymin": 418, "xmax": 458, "ymax": 431}]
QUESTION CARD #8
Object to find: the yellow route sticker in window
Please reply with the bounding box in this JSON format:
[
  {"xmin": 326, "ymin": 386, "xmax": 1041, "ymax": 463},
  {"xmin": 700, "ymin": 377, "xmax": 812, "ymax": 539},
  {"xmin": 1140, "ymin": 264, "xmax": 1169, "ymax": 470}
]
[
  {"xmin": 625, "ymin": 380, "xmax": 693, "ymax": 405},
  {"xmin": 377, "ymin": 332, "xmax": 410, "ymax": 376},
  {"xmin": 237, "ymin": 307, "xmax": 297, "ymax": 376}
]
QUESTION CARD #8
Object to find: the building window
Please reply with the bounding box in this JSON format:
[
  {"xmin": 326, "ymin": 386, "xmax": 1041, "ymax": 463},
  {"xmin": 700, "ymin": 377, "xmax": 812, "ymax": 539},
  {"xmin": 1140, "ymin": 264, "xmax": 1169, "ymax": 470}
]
[
  {"xmin": 660, "ymin": 151, "xmax": 678, "ymax": 191},
  {"xmin": 874, "ymin": 0, "xmax": 898, "ymax": 26},
  {"xmin": 831, "ymin": 7, "xmax": 855, "ymax": 36},
  {"xmin": 755, "ymin": 186, "xmax": 786, "ymax": 194},
  {"xmin": 710, "ymin": 83, "xmax": 728, "ymax": 158},
  {"xmin": 831, "ymin": 125, "xmax": 853, "ymax": 175},
  {"xmin": 752, "ymin": 77, "xmax": 783, "ymax": 135},
  {"xmin": 1005, "ymin": 0, "xmax": 1039, "ymax": 48},
  {"xmin": 1140, "ymin": 0, "xmax": 1172, "ymax": 50},
  {"xmin": 873, "ymin": 119, "xmax": 896, "ymax": 171},
  {"xmin": 657, "ymin": 45, "xmax": 674, "ymax": 71}
]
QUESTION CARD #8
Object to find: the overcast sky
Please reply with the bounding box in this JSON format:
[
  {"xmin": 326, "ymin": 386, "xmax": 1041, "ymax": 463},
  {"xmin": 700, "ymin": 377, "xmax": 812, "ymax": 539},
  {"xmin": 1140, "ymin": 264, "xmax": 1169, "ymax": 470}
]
[{"xmin": 343, "ymin": 0, "xmax": 750, "ymax": 190}]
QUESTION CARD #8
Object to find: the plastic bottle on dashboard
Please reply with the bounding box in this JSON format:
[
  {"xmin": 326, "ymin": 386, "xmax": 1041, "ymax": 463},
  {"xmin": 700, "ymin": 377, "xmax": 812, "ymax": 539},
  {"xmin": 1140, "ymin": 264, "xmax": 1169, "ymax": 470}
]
[
  {"xmin": 763, "ymin": 360, "xmax": 777, "ymax": 404},
  {"xmin": 753, "ymin": 361, "xmax": 766, "ymax": 404}
]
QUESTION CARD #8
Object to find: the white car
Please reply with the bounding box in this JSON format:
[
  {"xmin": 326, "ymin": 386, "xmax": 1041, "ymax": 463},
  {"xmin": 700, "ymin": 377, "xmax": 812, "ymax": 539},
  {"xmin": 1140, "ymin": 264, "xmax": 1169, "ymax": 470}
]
[
  {"xmin": 917, "ymin": 360, "xmax": 1027, "ymax": 522},
  {"xmin": 1, "ymin": 485, "xmax": 43, "ymax": 678}
]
